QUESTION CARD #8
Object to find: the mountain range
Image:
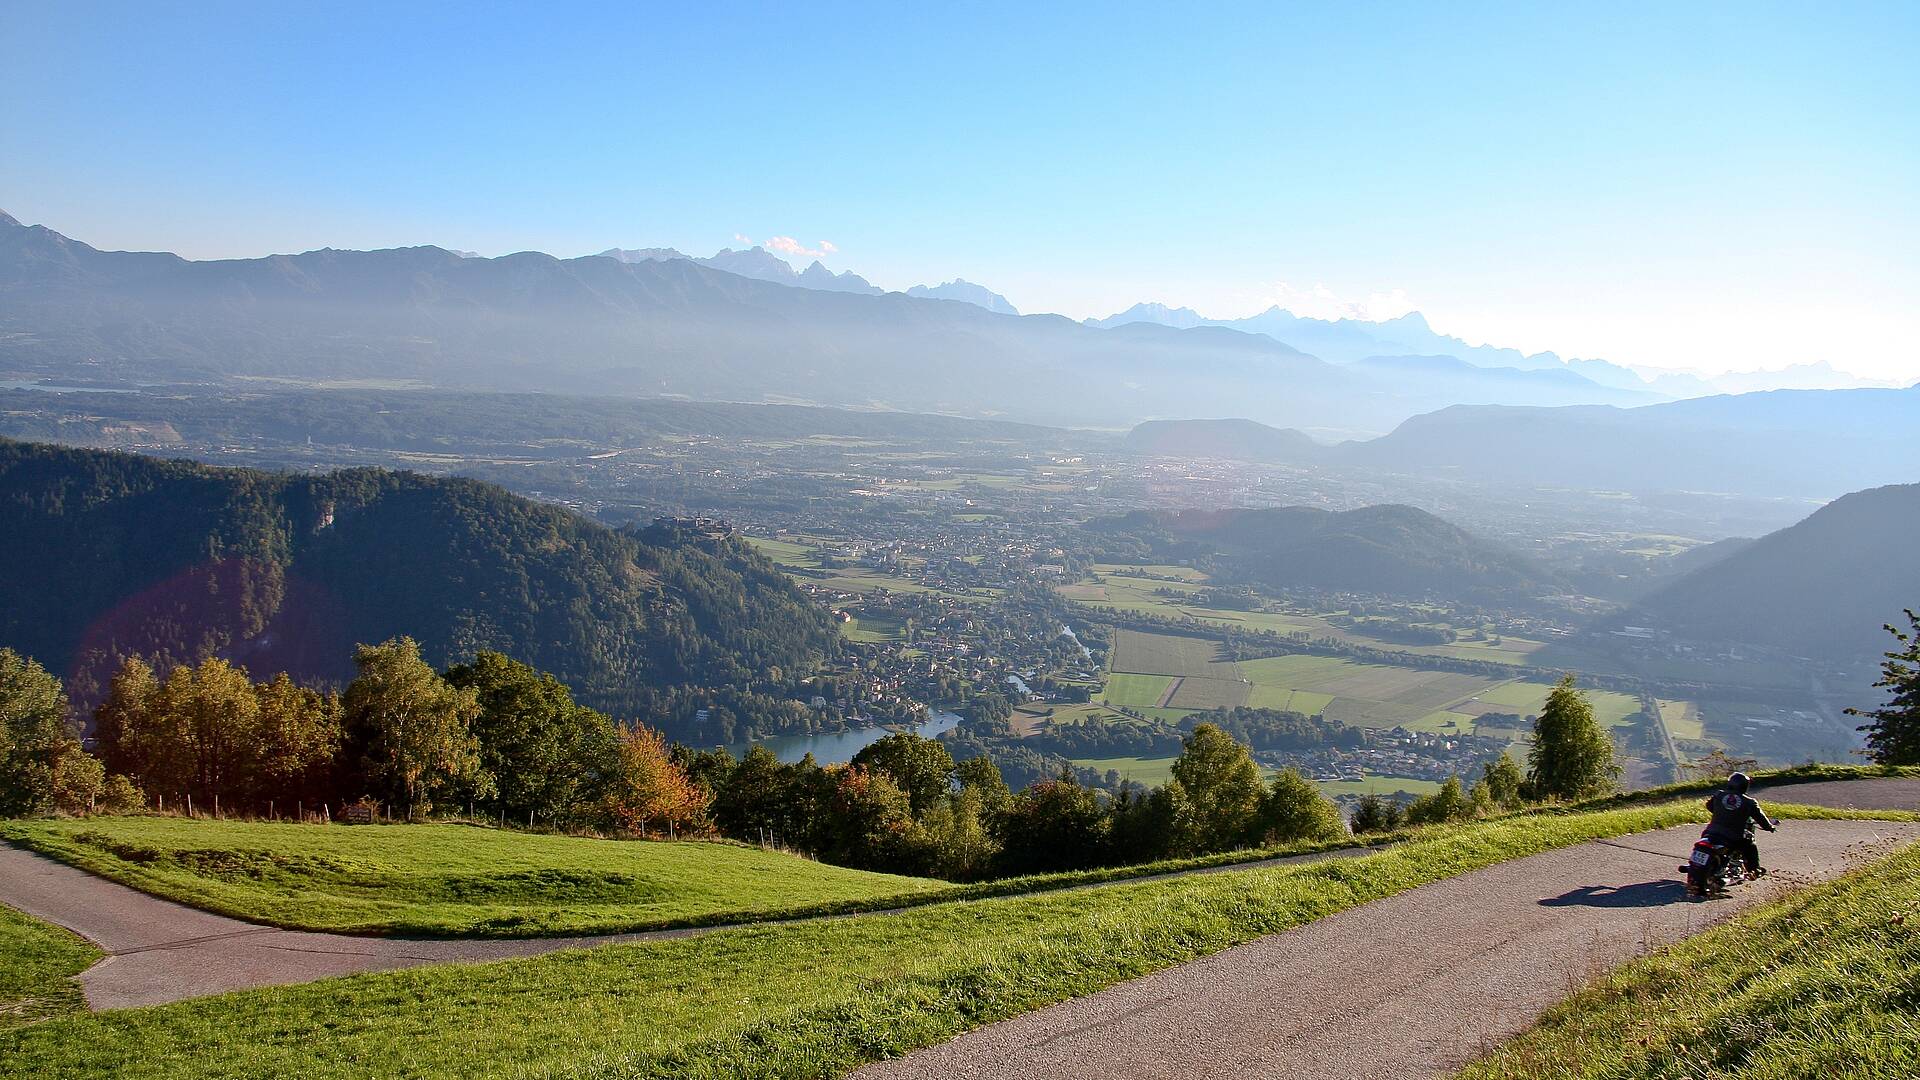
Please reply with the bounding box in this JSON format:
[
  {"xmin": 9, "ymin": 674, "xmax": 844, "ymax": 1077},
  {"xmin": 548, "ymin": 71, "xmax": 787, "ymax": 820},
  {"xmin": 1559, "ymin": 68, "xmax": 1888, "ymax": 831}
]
[
  {"xmin": 2, "ymin": 212, "xmax": 1909, "ymax": 439},
  {"xmin": 0, "ymin": 438, "xmax": 841, "ymax": 716},
  {"xmin": 597, "ymin": 245, "xmax": 1019, "ymax": 312},
  {"xmin": 1121, "ymin": 387, "xmax": 1920, "ymax": 500},
  {"xmin": 1085, "ymin": 302, "xmax": 1901, "ymax": 399}
]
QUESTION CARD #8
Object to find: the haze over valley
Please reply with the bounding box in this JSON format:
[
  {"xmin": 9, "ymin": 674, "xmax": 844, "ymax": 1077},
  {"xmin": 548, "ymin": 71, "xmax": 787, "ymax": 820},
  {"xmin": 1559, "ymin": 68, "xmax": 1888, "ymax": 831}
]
[{"xmin": 3, "ymin": 5, "xmax": 1918, "ymax": 1078}]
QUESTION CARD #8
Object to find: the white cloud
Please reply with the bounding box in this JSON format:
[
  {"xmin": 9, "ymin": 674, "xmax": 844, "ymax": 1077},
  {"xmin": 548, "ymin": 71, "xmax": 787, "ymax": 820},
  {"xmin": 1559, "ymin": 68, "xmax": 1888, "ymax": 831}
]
[
  {"xmin": 764, "ymin": 235, "xmax": 837, "ymax": 260},
  {"xmin": 732, "ymin": 232, "xmax": 752, "ymax": 245}
]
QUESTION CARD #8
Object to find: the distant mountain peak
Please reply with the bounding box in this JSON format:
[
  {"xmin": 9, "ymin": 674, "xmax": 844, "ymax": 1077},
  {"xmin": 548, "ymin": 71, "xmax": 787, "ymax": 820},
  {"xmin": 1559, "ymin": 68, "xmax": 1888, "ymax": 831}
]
[
  {"xmin": 0, "ymin": 209, "xmax": 19, "ymax": 229},
  {"xmin": 598, "ymin": 246, "xmax": 687, "ymax": 264},
  {"xmin": 906, "ymin": 278, "xmax": 1019, "ymax": 315},
  {"xmin": 1085, "ymin": 302, "xmax": 1208, "ymax": 330}
]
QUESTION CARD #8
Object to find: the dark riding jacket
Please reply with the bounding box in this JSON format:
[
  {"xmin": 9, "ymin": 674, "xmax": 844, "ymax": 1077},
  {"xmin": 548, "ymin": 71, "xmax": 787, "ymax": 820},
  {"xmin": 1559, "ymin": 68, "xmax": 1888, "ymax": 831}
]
[{"xmin": 1704, "ymin": 790, "xmax": 1774, "ymax": 842}]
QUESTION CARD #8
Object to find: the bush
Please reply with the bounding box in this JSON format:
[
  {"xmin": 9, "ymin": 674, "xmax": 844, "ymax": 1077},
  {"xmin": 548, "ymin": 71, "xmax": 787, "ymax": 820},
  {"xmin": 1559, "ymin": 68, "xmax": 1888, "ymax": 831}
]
[
  {"xmin": 98, "ymin": 774, "xmax": 146, "ymax": 814},
  {"xmin": 1406, "ymin": 776, "xmax": 1475, "ymax": 825}
]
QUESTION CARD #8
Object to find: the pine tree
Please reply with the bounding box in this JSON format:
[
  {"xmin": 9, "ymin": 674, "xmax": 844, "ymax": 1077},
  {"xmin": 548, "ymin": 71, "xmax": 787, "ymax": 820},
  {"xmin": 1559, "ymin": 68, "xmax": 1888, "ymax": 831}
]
[{"xmin": 1846, "ymin": 610, "xmax": 1920, "ymax": 765}]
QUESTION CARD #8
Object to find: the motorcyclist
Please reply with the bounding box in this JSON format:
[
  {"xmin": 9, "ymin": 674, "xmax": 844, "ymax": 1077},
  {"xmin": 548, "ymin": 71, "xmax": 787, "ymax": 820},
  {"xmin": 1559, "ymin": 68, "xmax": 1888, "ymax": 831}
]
[{"xmin": 1700, "ymin": 772, "xmax": 1775, "ymax": 886}]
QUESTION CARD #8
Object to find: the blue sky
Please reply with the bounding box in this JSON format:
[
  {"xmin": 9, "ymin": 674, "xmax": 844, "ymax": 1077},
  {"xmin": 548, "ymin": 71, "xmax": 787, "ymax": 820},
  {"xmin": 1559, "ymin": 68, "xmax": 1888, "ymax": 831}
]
[{"xmin": 4, "ymin": 2, "xmax": 1916, "ymax": 380}]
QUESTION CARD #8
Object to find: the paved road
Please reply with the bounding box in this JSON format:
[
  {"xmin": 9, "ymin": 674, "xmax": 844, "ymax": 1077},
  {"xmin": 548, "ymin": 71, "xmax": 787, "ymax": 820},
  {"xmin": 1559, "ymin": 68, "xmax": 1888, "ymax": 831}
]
[
  {"xmin": 2, "ymin": 777, "xmax": 1910, "ymax": 1012},
  {"xmin": 0, "ymin": 839, "xmax": 1369, "ymax": 1009},
  {"xmin": 1754, "ymin": 776, "xmax": 1920, "ymax": 811},
  {"xmin": 856, "ymin": 815, "xmax": 1917, "ymax": 1080}
]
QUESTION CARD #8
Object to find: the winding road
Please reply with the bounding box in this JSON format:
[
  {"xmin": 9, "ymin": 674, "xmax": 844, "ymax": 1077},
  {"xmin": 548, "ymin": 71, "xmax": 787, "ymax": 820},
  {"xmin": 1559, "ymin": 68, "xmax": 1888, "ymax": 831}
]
[
  {"xmin": 2, "ymin": 776, "xmax": 1914, "ymax": 1036},
  {"xmin": 855, "ymin": 778, "xmax": 1920, "ymax": 1080}
]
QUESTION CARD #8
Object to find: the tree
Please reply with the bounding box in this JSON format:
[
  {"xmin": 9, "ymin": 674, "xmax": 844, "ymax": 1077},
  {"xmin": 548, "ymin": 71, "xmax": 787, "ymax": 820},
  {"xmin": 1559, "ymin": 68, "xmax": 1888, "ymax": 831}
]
[
  {"xmin": 1681, "ymin": 747, "xmax": 1759, "ymax": 783},
  {"xmin": 1349, "ymin": 792, "xmax": 1404, "ymax": 834},
  {"xmin": 820, "ymin": 765, "xmax": 918, "ymax": 870},
  {"xmin": 1846, "ymin": 610, "xmax": 1920, "ymax": 765},
  {"xmin": 49, "ymin": 750, "xmax": 105, "ymax": 815},
  {"xmin": 0, "ymin": 650, "xmax": 88, "ymax": 817},
  {"xmin": 917, "ymin": 788, "xmax": 999, "ymax": 881},
  {"xmin": 851, "ymin": 732, "xmax": 955, "ymax": 814},
  {"xmin": 994, "ymin": 774, "xmax": 1109, "ymax": 875},
  {"xmin": 92, "ymin": 655, "xmax": 159, "ymax": 781},
  {"xmin": 1169, "ymin": 723, "xmax": 1266, "ymax": 852},
  {"xmin": 954, "ymin": 754, "xmax": 1013, "ymax": 819},
  {"xmin": 343, "ymin": 638, "xmax": 487, "ymax": 816},
  {"xmin": 603, "ymin": 724, "xmax": 705, "ymax": 835},
  {"xmin": 446, "ymin": 652, "xmax": 619, "ymax": 826},
  {"xmin": 1478, "ymin": 753, "xmax": 1526, "ymax": 811},
  {"xmin": 247, "ymin": 672, "xmax": 342, "ymax": 807},
  {"xmin": 1258, "ymin": 768, "xmax": 1346, "ymax": 844},
  {"xmin": 709, "ymin": 744, "xmax": 792, "ymax": 839},
  {"xmin": 1526, "ymin": 675, "xmax": 1619, "ymax": 801},
  {"xmin": 1406, "ymin": 776, "xmax": 1474, "ymax": 824}
]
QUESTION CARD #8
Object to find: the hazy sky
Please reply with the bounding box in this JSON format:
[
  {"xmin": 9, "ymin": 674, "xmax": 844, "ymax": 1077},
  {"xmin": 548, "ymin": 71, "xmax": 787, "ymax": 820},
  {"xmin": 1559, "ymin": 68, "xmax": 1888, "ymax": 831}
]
[{"xmin": 4, "ymin": 2, "xmax": 1915, "ymax": 380}]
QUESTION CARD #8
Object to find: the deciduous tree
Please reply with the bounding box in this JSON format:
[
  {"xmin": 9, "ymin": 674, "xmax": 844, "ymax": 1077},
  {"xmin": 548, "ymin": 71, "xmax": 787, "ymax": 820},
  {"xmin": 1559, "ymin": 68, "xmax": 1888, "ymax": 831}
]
[
  {"xmin": 851, "ymin": 732, "xmax": 955, "ymax": 814},
  {"xmin": 0, "ymin": 649, "xmax": 88, "ymax": 816},
  {"xmin": 1259, "ymin": 767, "xmax": 1346, "ymax": 843},
  {"xmin": 1170, "ymin": 723, "xmax": 1265, "ymax": 852},
  {"xmin": 604, "ymin": 723, "xmax": 705, "ymax": 835},
  {"xmin": 343, "ymin": 638, "xmax": 487, "ymax": 816}
]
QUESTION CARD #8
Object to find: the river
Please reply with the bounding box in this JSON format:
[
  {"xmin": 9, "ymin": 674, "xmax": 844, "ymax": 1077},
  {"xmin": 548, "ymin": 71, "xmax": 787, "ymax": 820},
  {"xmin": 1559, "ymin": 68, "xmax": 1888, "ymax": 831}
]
[{"xmin": 728, "ymin": 710, "xmax": 963, "ymax": 765}]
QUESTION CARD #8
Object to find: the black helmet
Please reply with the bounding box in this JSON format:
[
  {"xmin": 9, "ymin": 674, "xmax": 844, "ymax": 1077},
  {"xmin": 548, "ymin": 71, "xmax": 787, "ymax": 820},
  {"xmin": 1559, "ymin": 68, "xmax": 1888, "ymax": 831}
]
[{"xmin": 1728, "ymin": 772, "xmax": 1751, "ymax": 793}]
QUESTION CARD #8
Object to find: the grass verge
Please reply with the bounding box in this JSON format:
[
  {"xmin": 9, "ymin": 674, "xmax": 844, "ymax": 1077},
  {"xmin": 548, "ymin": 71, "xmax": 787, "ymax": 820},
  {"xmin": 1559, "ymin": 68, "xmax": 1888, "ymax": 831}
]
[
  {"xmin": 1456, "ymin": 838, "xmax": 1920, "ymax": 1079},
  {"xmin": 0, "ymin": 903, "xmax": 100, "ymax": 1031},
  {"xmin": 1, "ymin": 800, "xmax": 1907, "ymax": 1079}
]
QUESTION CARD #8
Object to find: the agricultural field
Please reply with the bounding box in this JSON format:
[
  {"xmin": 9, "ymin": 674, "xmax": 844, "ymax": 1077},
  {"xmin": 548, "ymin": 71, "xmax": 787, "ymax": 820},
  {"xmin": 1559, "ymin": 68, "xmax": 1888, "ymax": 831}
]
[
  {"xmin": 1657, "ymin": 699, "xmax": 1707, "ymax": 742},
  {"xmin": 1108, "ymin": 629, "xmax": 1232, "ymax": 678},
  {"xmin": 1089, "ymin": 563, "xmax": 1209, "ymax": 581},
  {"xmin": 1100, "ymin": 672, "xmax": 1179, "ymax": 709},
  {"xmin": 0, "ymin": 818, "xmax": 943, "ymax": 937},
  {"xmin": 1061, "ymin": 574, "xmax": 1542, "ymax": 665},
  {"xmin": 839, "ymin": 614, "xmax": 905, "ymax": 643}
]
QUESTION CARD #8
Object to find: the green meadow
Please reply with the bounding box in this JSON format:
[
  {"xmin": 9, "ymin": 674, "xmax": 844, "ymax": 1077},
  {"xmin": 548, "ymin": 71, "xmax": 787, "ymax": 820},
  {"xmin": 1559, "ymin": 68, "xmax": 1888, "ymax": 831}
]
[{"xmin": 0, "ymin": 818, "xmax": 943, "ymax": 937}]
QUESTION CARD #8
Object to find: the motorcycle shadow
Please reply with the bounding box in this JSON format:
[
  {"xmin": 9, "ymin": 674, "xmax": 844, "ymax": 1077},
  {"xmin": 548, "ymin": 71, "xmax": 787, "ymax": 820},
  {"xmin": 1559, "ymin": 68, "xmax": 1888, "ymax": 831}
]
[{"xmin": 1537, "ymin": 880, "xmax": 1691, "ymax": 909}]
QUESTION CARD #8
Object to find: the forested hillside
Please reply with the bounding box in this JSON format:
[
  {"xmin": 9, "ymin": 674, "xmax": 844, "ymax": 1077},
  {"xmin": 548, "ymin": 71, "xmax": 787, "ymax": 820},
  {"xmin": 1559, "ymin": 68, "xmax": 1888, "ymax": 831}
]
[
  {"xmin": 1086, "ymin": 505, "xmax": 1555, "ymax": 599},
  {"xmin": 1621, "ymin": 482, "xmax": 1920, "ymax": 666},
  {"xmin": 0, "ymin": 440, "xmax": 839, "ymax": 715}
]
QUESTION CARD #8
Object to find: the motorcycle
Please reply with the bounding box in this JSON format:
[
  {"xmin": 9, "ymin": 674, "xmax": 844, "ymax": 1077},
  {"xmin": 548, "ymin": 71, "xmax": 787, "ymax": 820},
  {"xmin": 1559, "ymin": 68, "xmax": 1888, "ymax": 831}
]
[{"xmin": 1680, "ymin": 825, "xmax": 1773, "ymax": 899}]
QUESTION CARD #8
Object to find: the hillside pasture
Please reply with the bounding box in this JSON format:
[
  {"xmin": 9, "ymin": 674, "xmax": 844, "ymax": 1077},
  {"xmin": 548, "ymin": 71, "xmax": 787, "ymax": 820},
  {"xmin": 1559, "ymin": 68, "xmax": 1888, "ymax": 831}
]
[{"xmin": 0, "ymin": 818, "xmax": 944, "ymax": 937}]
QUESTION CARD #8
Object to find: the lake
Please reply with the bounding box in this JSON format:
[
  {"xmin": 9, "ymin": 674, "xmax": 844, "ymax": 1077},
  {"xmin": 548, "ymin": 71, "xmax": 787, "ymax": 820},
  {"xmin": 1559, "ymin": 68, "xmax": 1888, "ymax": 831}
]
[{"xmin": 730, "ymin": 710, "xmax": 962, "ymax": 765}]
